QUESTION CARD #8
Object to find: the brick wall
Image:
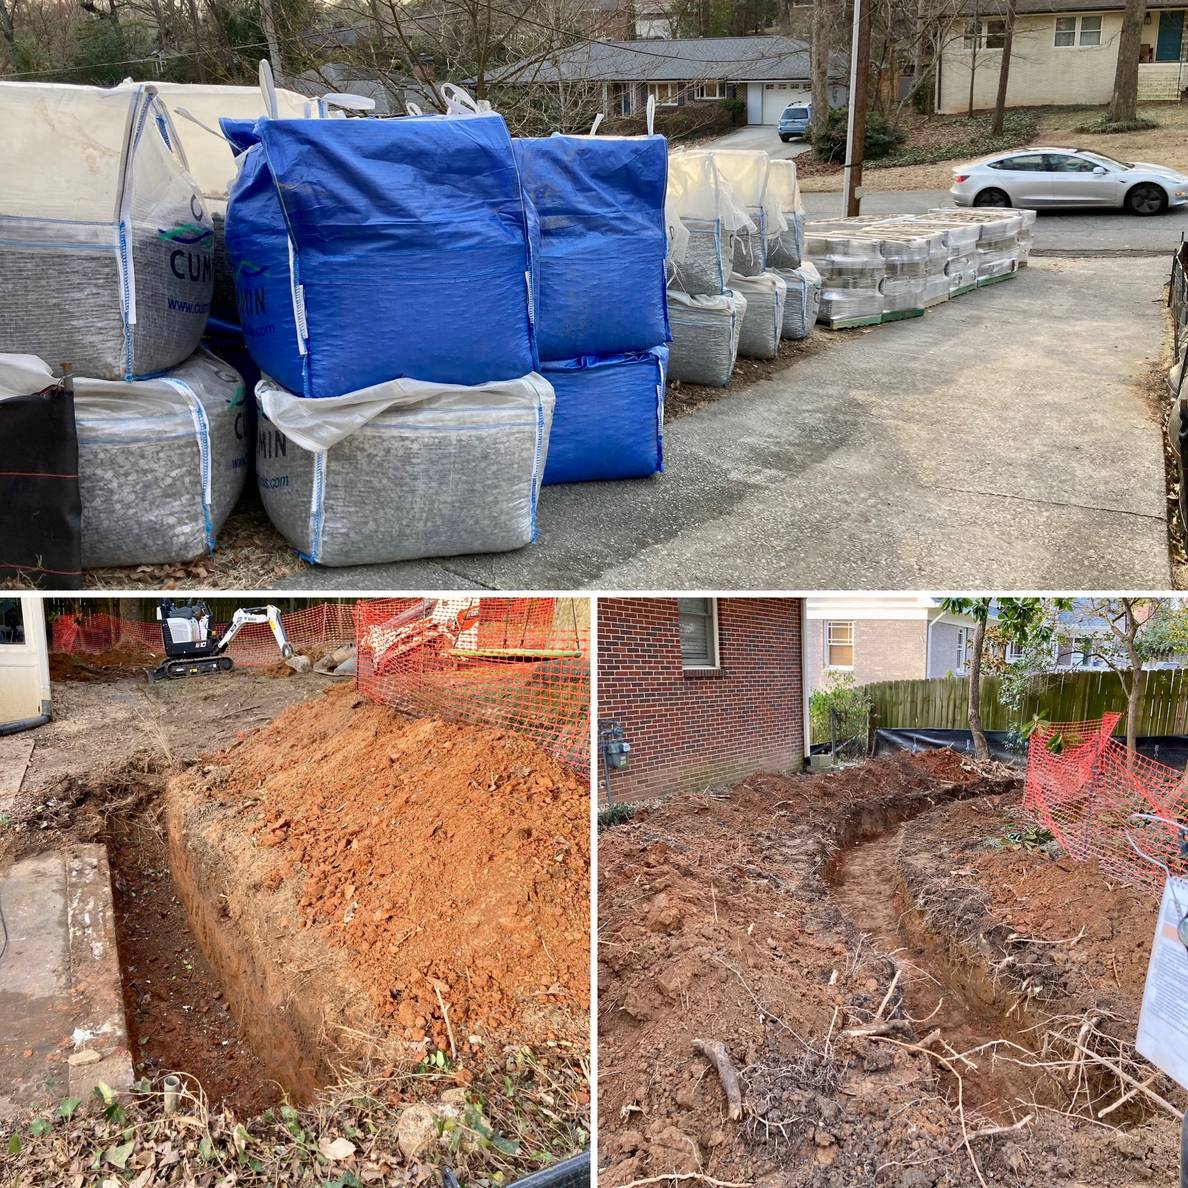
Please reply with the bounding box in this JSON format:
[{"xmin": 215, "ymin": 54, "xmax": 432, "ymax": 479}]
[{"xmin": 597, "ymin": 597, "xmax": 804, "ymax": 804}]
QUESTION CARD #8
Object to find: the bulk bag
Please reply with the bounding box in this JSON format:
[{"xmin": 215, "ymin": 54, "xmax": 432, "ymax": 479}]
[
  {"xmin": 73, "ymin": 349, "xmax": 248, "ymax": 567},
  {"xmin": 776, "ymin": 263, "xmax": 821, "ymax": 340},
  {"xmin": 541, "ymin": 348, "xmax": 666, "ymax": 485},
  {"xmin": 666, "ymin": 152, "xmax": 754, "ymax": 296},
  {"xmin": 765, "ymin": 159, "xmax": 805, "ymax": 270},
  {"xmin": 704, "ymin": 150, "xmax": 782, "ymax": 277},
  {"xmin": 666, "ymin": 289, "xmax": 747, "ymax": 387},
  {"xmin": 146, "ymin": 83, "xmax": 311, "ymax": 322},
  {"xmin": 514, "ymin": 134, "xmax": 669, "ymax": 360},
  {"xmin": 255, "ymin": 372, "xmax": 554, "ymax": 566},
  {"xmin": 0, "ymin": 356, "xmax": 83, "ymax": 587},
  {"xmin": 732, "ymin": 272, "xmax": 786, "ymax": 360},
  {"xmin": 0, "ymin": 82, "xmax": 213, "ymax": 381},
  {"xmin": 224, "ymin": 113, "xmax": 538, "ymax": 398}
]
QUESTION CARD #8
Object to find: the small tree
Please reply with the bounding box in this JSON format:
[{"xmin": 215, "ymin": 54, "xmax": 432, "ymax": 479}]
[{"xmin": 939, "ymin": 598, "xmax": 1070, "ymax": 761}]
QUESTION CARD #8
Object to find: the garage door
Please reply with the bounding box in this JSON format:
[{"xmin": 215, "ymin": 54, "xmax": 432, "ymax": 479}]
[{"xmin": 760, "ymin": 84, "xmax": 811, "ymax": 125}]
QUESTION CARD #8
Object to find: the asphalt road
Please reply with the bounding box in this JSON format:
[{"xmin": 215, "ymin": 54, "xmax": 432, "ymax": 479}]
[
  {"xmin": 279, "ymin": 247, "xmax": 1172, "ymax": 592},
  {"xmin": 802, "ymin": 188, "xmax": 1188, "ymax": 255}
]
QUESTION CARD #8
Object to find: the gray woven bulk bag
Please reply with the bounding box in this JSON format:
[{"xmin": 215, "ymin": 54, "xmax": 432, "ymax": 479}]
[
  {"xmin": 74, "ymin": 349, "xmax": 248, "ymax": 567},
  {"xmin": 255, "ymin": 373, "xmax": 555, "ymax": 567},
  {"xmin": 671, "ymin": 218, "xmax": 733, "ymax": 295},
  {"xmin": 666, "ymin": 289, "xmax": 747, "ymax": 387},
  {"xmin": 732, "ymin": 271, "xmax": 786, "ymax": 360},
  {"xmin": 0, "ymin": 83, "xmax": 213, "ymax": 381},
  {"xmin": 732, "ymin": 209, "xmax": 768, "ymax": 277},
  {"xmin": 776, "ymin": 263, "xmax": 821, "ymax": 340}
]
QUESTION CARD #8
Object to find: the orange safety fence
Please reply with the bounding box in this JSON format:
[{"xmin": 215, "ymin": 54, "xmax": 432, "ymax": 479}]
[
  {"xmin": 354, "ymin": 597, "xmax": 590, "ymax": 777},
  {"xmin": 1024, "ymin": 713, "xmax": 1188, "ymax": 894},
  {"xmin": 50, "ymin": 602, "xmax": 357, "ymax": 667}
]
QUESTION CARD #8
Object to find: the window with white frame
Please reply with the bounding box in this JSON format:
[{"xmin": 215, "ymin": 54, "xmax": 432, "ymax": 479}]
[
  {"xmin": 956, "ymin": 627, "xmax": 973, "ymax": 672},
  {"xmin": 1055, "ymin": 14, "xmax": 1102, "ymax": 46},
  {"xmin": 826, "ymin": 621, "xmax": 854, "ymax": 669},
  {"xmin": 0, "ymin": 598, "xmax": 25, "ymax": 645},
  {"xmin": 694, "ymin": 80, "xmax": 725, "ymax": 99},
  {"xmin": 620, "ymin": 87, "xmax": 635, "ymax": 116},
  {"xmin": 678, "ymin": 598, "xmax": 719, "ymax": 669},
  {"xmin": 963, "ymin": 18, "xmax": 1006, "ymax": 49},
  {"xmin": 648, "ymin": 82, "xmax": 681, "ymax": 106},
  {"xmin": 1005, "ymin": 640, "xmax": 1025, "ymax": 664}
]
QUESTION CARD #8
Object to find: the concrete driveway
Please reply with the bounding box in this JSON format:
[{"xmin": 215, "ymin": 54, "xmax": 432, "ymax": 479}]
[
  {"xmin": 802, "ymin": 188, "xmax": 1188, "ymax": 255},
  {"xmin": 279, "ymin": 254, "xmax": 1171, "ymax": 592},
  {"xmin": 706, "ymin": 124, "xmax": 812, "ymax": 160}
]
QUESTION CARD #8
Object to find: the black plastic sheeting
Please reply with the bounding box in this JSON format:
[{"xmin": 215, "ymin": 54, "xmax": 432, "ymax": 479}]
[
  {"xmin": 0, "ymin": 383, "xmax": 82, "ymax": 588},
  {"xmin": 445, "ymin": 1153, "xmax": 589, "ymax": 1188},
  {"xmin": 873, "ymin": 728, "xmax": 1188, "ymax": 772}
]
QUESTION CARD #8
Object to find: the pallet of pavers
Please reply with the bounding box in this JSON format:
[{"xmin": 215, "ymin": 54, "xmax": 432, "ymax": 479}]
[
  {"xmin": 803, "ymin": 228, "xmax": 885, "ymax": 329},
  {"xmin": 921, "ymin": 209, "xmax": 1028, "ymax": 285}
]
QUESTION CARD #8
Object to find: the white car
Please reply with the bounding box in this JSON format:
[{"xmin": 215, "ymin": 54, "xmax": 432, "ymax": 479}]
[{"xmin": 949, "ymin": 147, "xmax": 1188, "ymax": 215}]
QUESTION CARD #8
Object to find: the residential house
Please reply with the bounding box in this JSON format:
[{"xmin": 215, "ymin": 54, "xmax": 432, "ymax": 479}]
[
  {"xmin": 497, "ymin": 35, "xmax": 849, "ymax": 125},
  {"xmin": 0, "ymin": 596, "xmax": 50, "ymax": 730},
  {"xmin": 1048, "ymin": 600, "xmax": 1188, "ymax": 669},
  {"xmin": 597, "ymin": 597, "xmax": 805, "ymax": 803},
  {"xmin": 937, "ymin": 0, "xmax": 1188, "ymax": 113},
  {"xmin": 805, "ymin": 596, "xmax": 981, "ymax": 695}
]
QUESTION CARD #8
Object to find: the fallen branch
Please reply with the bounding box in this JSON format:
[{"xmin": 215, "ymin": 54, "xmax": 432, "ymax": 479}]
[
  {"xmin": 617, "ymin": 1176, "xmax": 753, "ymax": 1188},
  {"xmin": 1098, "ymin": 1072, "xmax": 1160, "ymax": 1119},
  {"xmin": 958, "ymin": 1113, "xmax": 1034, "ymax": 1147},
  {"xmin": 1066, "ymin": 1040, "xmax": 1183, "ymax": 1121},
  {"xmin": 842, "ymin": 1019, "xmax": 913, "ymax": 1039},
  {"xmin": 693, "ymin": 1039, "xmax": 744, "ymax": 1121},
  {"xmin": 875, "ymin": 969, "xmax": 902, "ymax": 1022}
]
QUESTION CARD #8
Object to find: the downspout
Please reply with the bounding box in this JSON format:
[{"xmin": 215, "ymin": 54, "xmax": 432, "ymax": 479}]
[
  {"xmin": 801, "ymin": 599, "xmax": 811, "ymax": 766},
  {"xmin": 0, "ymin": 706, "xmax": 51, "ymax": 736},
  {"xmin": 924, "ymin": 606, "xmax": 943, "ymax": 678}
]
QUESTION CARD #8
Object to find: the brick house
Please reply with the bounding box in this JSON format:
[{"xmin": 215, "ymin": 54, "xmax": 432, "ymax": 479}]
[
  {"xmin": 804, "ymin": 596, "xmax": 980, "ymax": 695},
  {"xmin": 596, "ymin": 596, "xmax": 805, "ymax": 803}
]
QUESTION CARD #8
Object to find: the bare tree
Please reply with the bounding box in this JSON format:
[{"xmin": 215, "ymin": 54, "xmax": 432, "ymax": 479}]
[
  {"xmin": 989, "ymin": 0, "xmax": 1014, "ymax": 133},
  {"xmin": 810, "ymin": 0, "xmax": 832, "ymax": 136},
  {"xmin": 1107, "ymin": 0, "xmax": 1145, "ymax": 123}
]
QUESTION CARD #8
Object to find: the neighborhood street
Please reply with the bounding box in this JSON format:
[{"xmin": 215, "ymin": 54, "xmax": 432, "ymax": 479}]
[{"xmin": 281, "ymin": 204, "xmax": 1172, "ymax": 591}]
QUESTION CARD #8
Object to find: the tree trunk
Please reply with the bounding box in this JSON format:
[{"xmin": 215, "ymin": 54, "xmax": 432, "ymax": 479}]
[
  {"xmin": 990, "ymin": 0, "xmax": 1015, "ymax": 135},
  {"xmin": 187, "ymin": 0, "xmax": 207, "ymax": 82},
  {"xmin": 259, "ymin": 0, "xmax": 284, "ymax": 85},
  {"xmin": 1107, "ymin": 0, "xmax": 1146, "ymax": 124},
  {"xmin": 1122, "ymin": 601, "xmax": 1142, "ymax": 768},
  {"xmin": 810, "ymin": 0, "xmax": 831, "ymax": 138},
  {"xmin": 968, "ymin": 617, "xmax": 989, "ymax": 761}
]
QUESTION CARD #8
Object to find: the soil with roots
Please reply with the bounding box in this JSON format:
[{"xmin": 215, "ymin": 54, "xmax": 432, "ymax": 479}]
[{"xmin": 597, "ymin": 750, "xmax": 1183, "ymax": 1188}]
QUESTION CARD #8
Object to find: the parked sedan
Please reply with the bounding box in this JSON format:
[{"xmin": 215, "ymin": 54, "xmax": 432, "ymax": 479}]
[{"xmin": 949, "ymin": 147, "xmax": 1188, "ymax": 214}]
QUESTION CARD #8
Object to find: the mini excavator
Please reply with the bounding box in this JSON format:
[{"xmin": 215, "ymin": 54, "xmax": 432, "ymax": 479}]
[{"xmin": 149, "ymin": 599, "xmax": 295, "ymax": 681}]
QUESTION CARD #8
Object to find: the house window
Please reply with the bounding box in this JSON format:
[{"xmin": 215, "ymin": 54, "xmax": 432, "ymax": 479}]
[
  {"xmin": 1005, "ymin": 641, "xmax": 1025, "ymax": 663},
  {"xmin": 826, "ymin": 621, "xmax": 854, "ymax": 669},
  {"xmin": 678, "ymin": 598, "xmax": 719, "ymax": 669},
  {"xmin": 648, "ymin": 82, "xmax": 681, "ymax": 106},
  {"xmin": 963, "ymin": 18, "xmax": 1006, "ymax": 49},
  {"xmin": 956, "ymin": 627, "xmax": 974, "ymax": 672},
  {"xmin": 1055, "ymin": 14, "xmax": 1102, "ymax": 46},
  {"xmin": 695, "ymin": 80, "xmax": 725, "ymax": 99},
  {"xmin": 0, "ymin": 598, "xmax": 25, "ymax": 646},
  {"xmin": 620, "ymin": 87, "xmax": 635, "ymax": 116}
]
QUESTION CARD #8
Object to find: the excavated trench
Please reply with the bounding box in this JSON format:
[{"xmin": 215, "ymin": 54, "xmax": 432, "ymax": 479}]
[{"xmin": 822, "ymin": 781, "xmax": 1143, "ymax": 1125}]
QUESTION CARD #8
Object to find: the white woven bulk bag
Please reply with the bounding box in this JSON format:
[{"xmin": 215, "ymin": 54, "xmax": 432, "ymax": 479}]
[
  {"xmin": 776, "ymin": 262, "xmax": 821, "ymax": 339},
  {"xmin": 73, "ymin": 349, "xmax": 248, "ymax": 567},
  {"xmin": 666, "ymin": 152, "xmax": 754, "ymax": 295},
  {"xmin": 701, "ymin": 149, "xmax": 782, "ymax": 277},
  {"xmin": 731, "ymin": 271, "xmax": 786, "ymax": 359},
  {"xmin": 255, "ymin": 373, "xmax": 555, "ymax": 567},
  {"xmin": 0, "ymin": 82, "xmax": 213, "ymax": 380},
  {"xmin": 765, "ymin": 159, "xmax": 805, "ymax": 270},
  {"xmin": 666, "ymin": 288, "xmax": 748, "ymax": 386}
]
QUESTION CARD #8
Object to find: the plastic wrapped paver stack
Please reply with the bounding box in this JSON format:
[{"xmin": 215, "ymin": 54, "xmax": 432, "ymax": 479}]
[
  {"xmin": 924, "ymin": 209, "xmax": 1023, "ymax": 285},
  {"xmin": 891, "ymin": 219, "xmax": 981, "ymax": 297},
  {"xmin": 872, "ymin": 233, "xmax": 930, "ymax": 320},
  {"xmin": 515, "ymin": 131, "xmax": 670, "ymax": 485},
  {"xmin": 665, "ymin": 151, "xmax": 755, "ymax": 387},
  {"xmin": 804, "ymin": 231, "xmax": 885, "ymax": 328},
  {"xmin": 868, "ymin": 226, "xmax": 949, "ymax": 309},
  {"xmin": 1015, "ymin": 208, "xmax": 1036, "ymax": 267}
]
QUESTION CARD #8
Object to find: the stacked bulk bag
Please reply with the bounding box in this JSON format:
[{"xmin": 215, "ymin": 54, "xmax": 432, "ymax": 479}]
[
  {"xmin": 666, "ymin": 152, "xmax": 752, "ymax": 295},
  {"xmin": 73, "ymin": 349, "xmax": 248, "ymax": 567},
  {"xmin": 778, "ymin": 263, "xmax": 821, "ymax": 340},
  {"xmin": 224, "ymin": 112, "xmax": 538, "ymax": 398},
  {"xmin": 711, "ymin": 150, "xmax": 781, "ymax": 277},
  {"xmin": 255, "ymin": 373, "xmax": 554, "ymax": 566},
  {"xmin": 514, "ymin": 133, "xmax": 669, "ymax": 360},
  {"xmin": 666, "ymin": 290, "xmax": 747, "ymax": 386},
  {"xmin": 805, "ymin": 232, "xmax": 885, "ymax": 329},
  {"xmin": 541, "ymin": 348, "xmax": 666, "ymax": 484},
  {"xmin": 732, "ymin": 272, "xmax": 786, "ymax": 359},
  {"xmin": 0, "ymin": 82, "xmax": 213, "ymax": 381},
  {"xmin": 765, "ymin": 159, "xmax": 805, "ymax": 271}
]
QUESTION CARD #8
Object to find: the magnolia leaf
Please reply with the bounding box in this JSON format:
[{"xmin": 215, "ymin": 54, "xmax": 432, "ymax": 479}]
[{"xmin": 319, "ymin": 1136, "xmax": 357, "ymax": 1162}]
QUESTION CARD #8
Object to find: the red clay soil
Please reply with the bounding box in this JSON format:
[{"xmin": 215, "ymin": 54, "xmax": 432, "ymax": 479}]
[
  {"xmin": 598, "ymin": 751, "xmax": 1181, "ymax": 1188},
  {"xmin": 48, "ymin": 643, "xmax": 158, "ymax": 682},
  {"xmin": 196, "ymin": 683, "xmax": 589, "ymax": 1057}
]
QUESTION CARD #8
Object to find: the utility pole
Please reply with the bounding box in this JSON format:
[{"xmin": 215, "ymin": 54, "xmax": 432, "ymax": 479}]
[{"xmin": 842, "ymin": 0, "xmax": 871, "ymax": 217}]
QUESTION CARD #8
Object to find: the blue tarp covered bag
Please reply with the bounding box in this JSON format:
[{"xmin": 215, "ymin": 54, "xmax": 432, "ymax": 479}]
[
  {"xmin": 541, "ymin": 347, "xmax": 666, "ymax": 484},
  {"xmin": 223, "ymin": 114, "xmax": 538, "ymax": 398},
  {"xmin": 514, "ymin": 135, "xmax": 669, "ymax": 362}
]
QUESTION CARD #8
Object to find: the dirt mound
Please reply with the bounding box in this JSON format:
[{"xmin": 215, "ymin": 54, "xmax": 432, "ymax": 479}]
[
  {"xmin": 48, "ymin": 643, "xmax": 157, "ymax": 682},
  {"xmin": 176, "ymin": 683, "xmax": 589, "ymax": 1066},
  {"xmin": 598, "ymin": 751, "xmax": 1179, "ymax": 1188}
]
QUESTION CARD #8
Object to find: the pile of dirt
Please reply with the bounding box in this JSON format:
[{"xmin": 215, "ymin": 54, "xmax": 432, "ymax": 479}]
[
  {"xmin": 48, "ymin": 642, "xmax": 157, "ymax": 682},
  {"xmin": 171, "ymin": 683, "xmax": 589, "ymax": 1074},
  {"xmin": 598, "ymin": 751, "xmax": 1181, "ymax": 1188}
]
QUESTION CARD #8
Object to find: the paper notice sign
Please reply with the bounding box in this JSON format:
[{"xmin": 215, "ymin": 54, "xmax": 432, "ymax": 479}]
[{"xmin": 1137, "ymin": 876, "xmax": 1188, "ymax": 1091}]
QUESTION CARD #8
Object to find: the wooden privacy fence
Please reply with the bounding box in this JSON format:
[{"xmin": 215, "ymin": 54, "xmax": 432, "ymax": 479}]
[{"xmin": 863, "ymin": 669, "xmax": 1188, "ymax": 737}]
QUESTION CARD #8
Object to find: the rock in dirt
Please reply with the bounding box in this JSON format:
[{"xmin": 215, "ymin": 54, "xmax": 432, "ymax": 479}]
[{"xmin": 396, "ymin": 1103, "xmax": 439, "ymax": 1159}]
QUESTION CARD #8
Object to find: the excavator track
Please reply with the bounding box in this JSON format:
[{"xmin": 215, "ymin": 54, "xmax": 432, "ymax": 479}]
[{"xmin": 149, "ymin": 656, "xmax": 235, "ymax": 682}]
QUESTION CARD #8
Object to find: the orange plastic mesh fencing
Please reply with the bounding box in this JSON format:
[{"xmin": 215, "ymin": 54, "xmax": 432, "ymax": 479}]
[
  {"xmin": 50, "ymin": 603, "xmax": 357, "ymax": 667},
  {"xmin": 1024, "ymin": 713, "xmax": 1188, "ymax": 894},
  {"xmin": 355, "ymin": 597, "xmax": 590, "ymax": 776}
]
